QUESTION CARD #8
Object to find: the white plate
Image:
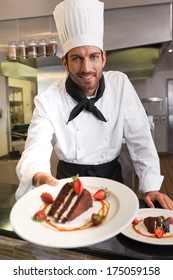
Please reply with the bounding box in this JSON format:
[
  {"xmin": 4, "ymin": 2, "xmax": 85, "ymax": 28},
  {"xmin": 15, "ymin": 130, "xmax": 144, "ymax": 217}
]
[
  {"xmin": 122, "ymin": 208, "xmax": 173, "ymax": 245},
  {"xmin": 10, "ymin": 177, "xmax": 139, "ymax": 248}
]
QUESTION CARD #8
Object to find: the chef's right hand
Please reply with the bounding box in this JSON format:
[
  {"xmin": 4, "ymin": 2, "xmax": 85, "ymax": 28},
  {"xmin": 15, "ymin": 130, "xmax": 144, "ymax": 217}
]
[{"xmin": 32, "ymin": 172, "xmax": 59, "ymax": 187}]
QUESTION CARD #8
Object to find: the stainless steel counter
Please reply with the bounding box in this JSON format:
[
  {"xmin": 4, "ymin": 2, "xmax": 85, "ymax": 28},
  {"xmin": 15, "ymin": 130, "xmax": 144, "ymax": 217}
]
[
  {"xmin": 1, "ymin": 183, "xmax": 173, "ymax": 260},
  {"xmin": 0, "ymin": 183, "xmax": 17, "ymax": 232}
]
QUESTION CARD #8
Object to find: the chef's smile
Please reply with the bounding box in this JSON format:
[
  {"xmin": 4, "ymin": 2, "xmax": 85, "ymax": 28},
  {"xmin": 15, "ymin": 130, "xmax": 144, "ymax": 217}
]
[
  {"xmin": 78, "ymin": 72, "xmax": 96, "ymax": 86},
  {"xmin": 79, "ymin": 73, "xmax": 95, "ymax": 81}
]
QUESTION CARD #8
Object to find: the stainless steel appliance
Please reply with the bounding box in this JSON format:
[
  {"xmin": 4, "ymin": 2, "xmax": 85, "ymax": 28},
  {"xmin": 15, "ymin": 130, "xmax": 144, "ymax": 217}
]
[{"xmin": 168, "ymin": 79, "xmax": 173, "ymax": 153}]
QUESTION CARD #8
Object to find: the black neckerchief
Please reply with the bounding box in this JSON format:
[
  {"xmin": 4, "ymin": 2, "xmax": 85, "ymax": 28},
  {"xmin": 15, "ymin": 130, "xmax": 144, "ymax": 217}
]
[{"xmin": 65, "ymin": 75, "xmax": 107, "ymax": 123}]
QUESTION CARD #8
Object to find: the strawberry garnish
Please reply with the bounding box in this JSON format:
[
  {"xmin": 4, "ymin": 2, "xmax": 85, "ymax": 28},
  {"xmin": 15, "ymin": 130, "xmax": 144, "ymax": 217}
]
[
  {"xmin": 72, "ymin": 174, "xmax": 83, "ymax": 195},
  {"xmin": 154, "ymin": 228, "xmax": 165, "ymax": 238},
  {"xmin": 91, "ymin": 213, "xmax": 105, "ymax": 226},
  {"xmin": 132, "ymin": 218, "xmax": 139, "ymax": 225},
  {"xmin": 94, "ymin": 188, "xmax": 109, "ymax": 201},
  {"xmin": 167, "ymin": 217, "xmax": 173, "ymax": 224},
  {"xmin": 41, "ymin": 192, "xmax": 54, "ymax": 203},
  {"xmin": 33, "ymin": 209, "xmax": 47, "ymax": 222}
]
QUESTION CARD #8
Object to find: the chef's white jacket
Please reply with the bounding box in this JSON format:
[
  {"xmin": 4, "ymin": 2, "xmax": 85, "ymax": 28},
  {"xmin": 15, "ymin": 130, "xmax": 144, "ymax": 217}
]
[{"xmin": 15, "ymin": 71, "xmax": 163, "ymax": 200}]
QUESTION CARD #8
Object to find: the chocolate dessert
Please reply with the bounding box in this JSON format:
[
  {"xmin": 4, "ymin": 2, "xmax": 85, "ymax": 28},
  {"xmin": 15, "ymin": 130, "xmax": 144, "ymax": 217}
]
[
  {"xmin": 48, "ymin": 182, "xmax": 93, "ymax": 223},
  {"xmin": 144, "ymin": 216, "xmax": 170, "ymax": 233}
]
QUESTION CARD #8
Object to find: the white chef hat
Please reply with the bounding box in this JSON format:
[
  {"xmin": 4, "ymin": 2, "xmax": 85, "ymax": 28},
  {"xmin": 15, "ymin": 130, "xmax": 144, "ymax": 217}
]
[{"xmin": 53, "ymin": 0, "xmax": 104, "ymax": 56}]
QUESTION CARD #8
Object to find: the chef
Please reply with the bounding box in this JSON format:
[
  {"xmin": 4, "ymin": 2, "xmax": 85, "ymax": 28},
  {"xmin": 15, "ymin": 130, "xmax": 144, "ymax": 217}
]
[{"xmin": 15, "ymin": 0, "xmax": 173, "ymax": 209}]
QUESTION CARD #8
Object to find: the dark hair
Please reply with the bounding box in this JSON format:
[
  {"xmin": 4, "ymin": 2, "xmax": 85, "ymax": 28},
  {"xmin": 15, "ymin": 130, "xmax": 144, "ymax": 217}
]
[{"xmin": 65, "ymin": 53, "xmax": 68, "ymax": 65}]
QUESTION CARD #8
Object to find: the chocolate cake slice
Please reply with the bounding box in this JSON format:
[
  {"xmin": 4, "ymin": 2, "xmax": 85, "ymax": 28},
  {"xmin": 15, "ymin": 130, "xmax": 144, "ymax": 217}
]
[
  {"xmin": 48, "ymin": 182, "xmax": 93, "ymax": 223},
  {"xmin": 144, "ymin": 216, "xmax": 170, "ymax": 233}
]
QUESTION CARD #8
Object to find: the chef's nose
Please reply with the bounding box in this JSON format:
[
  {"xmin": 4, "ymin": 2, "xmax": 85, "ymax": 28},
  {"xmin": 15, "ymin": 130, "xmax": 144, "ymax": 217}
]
[{"xmin": 80, "ymin": 58, "xmax": 91, "ymax": 72}]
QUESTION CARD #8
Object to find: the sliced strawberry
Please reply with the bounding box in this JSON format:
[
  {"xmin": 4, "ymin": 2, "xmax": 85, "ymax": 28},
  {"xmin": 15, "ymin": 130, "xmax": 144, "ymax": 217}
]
[
  {"xmin": 154, "ymin": 228, "xmax": 165, "ymax": 238},
  {"xmin": 33, "ymin": 209, "xmax": 47, "ymax": 222},
  {"xmin": 94, "ymin": 188, "xmax": 109, "ymax": 201},
  {"xmin": 91, "ymin": 213, "xmax": 105, "ymax": 226},
  {"xmin": 41, "ymin": 192, "xmax": 54, "ymax": 203},
  {"xmin": 72, "ymin": 174, "xmax": 83, "ymax": 195}
]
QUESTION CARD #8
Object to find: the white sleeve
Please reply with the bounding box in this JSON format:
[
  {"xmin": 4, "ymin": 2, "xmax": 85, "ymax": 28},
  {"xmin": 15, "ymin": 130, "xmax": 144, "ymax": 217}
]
[{"xmin": 15, "ymin": 95, "xmax": 54, "ymax": 200}]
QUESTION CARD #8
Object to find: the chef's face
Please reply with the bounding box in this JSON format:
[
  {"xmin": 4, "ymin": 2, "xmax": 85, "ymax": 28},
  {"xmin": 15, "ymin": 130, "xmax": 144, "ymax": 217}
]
[{"xmin": 62, "ymin": 45, "xmax": 106, "ymax": 96}]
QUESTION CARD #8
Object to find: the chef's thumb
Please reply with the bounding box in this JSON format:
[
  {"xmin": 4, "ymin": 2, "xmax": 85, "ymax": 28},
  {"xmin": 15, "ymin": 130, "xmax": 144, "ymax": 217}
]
[
  {"xmin": 46, "ymin": 175, "xmax": 59, "ymax": 186},
  {"xmin": 33, "ymin": 172, "xmax": 58, "ymax": 187}
]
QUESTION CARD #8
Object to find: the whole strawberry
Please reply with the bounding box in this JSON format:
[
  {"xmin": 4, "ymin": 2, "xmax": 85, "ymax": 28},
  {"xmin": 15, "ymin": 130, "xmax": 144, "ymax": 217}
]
[
  {"xmin": 41, "ymin": 192, "xmax": 54, "ymax": 203},
  {"xmin": 132, "ymin": 218, "xmax": 139, "ymax": 225},
  {"xmin": 91, "ymin": 213, "xmax": 105, "ymax": 226},
  {"xmin": 33, "ymin": 209, "xmax": 47, "ymax": 222},
  {"xmin": 94, "ymin": 187, "xmax": 109, "ymax": 201},
  {"xmin": 72, "ymin": 174, "xmax": 83, "ymax": 195}
]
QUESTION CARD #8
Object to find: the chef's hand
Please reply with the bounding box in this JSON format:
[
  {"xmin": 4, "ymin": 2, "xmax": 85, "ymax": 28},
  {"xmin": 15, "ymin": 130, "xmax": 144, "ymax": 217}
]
[
  {"xmin": 32, "ymin": 172, "xmax": 58, "ymax": 187},
  {"xmin": 144, "ymin": 191, "xmax": 173, "ymax": 210}
]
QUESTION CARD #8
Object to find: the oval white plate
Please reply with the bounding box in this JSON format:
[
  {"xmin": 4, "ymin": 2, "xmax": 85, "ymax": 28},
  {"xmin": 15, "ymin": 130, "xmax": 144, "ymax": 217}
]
[
  {"xmin": 10, "ymin": 177, "xmax": 139, "ymax": 248},
  {"xmin": 122, "ymin": 208, "xmax": 173, "ymax": 245}
]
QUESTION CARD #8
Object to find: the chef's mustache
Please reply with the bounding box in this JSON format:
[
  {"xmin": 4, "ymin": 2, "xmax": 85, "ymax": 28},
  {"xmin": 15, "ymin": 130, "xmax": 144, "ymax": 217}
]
[{"xmin": 78, "ymin": 72, "xmax": 95, "ymax": 76}]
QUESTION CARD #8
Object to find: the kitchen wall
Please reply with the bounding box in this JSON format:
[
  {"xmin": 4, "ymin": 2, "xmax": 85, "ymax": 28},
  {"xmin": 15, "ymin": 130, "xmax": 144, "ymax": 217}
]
[
  {"xmin": 132, "ymin": 69, "xmax": 173, "ymax": 152},
  {"xmin": 0, "ymin": 0, "xmax": 170, "ymax": 20}
]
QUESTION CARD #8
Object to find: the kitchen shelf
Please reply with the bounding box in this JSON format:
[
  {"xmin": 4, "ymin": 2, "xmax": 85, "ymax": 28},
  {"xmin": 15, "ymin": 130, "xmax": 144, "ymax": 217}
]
[{"xmin": 7, "ymin": 56, "xmax": 62, "ymax": 68}]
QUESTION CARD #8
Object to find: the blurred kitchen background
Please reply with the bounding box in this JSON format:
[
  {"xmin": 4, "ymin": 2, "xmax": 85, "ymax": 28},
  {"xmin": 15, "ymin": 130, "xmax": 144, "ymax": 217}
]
[{"xmin": 0, "ymin": 0, "xmax": 173, "ymax": 193}]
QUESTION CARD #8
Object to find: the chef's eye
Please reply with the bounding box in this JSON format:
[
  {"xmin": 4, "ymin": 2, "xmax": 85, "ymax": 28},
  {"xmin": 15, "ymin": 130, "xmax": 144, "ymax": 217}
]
[
  {"xmin": 90, "ymin": 54, "xmax": 100, "ymax": 60},
  {"xmin": 71, "ymin": 56, "xmax": 81, "ymax": 61}
]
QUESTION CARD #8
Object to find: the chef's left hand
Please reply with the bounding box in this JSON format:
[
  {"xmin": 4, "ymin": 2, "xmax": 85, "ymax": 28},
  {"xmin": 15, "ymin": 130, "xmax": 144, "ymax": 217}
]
[{"xmin": 144, "ymin": 191, "xmax": 173, "ymax": 210}]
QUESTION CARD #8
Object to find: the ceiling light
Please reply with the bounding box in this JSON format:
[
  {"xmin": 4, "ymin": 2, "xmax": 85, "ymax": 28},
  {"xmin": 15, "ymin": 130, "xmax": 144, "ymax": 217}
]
[{"xmin": 168, "ymin": 49, "xmax": 173, "ymax": 53}]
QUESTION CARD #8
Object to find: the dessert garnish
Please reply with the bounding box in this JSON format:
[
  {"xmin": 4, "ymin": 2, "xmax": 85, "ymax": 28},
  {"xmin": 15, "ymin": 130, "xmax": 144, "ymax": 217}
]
[
  {"xmin": 167, "ymin": 217, "xmax": 173, "ymax": 224},
  {"xmin": 72, "ymin": 174, "xmax": 84, "ymax": 195},
  {"xmin": 132, "ymin": 218, "xmax": 139, "ymax": 225},
  {"xmin": 154, "ymin": 227, "xmax": 165, "ymax": 238},
  {"xmin": 33, "ymin": 209, "xmax": 47, "ymax": 222},
  {"xmin": 91, "ymin": 213, "xmax": 105, "ymax": 226},
  {"xmin": 93, "ymin": 187, "xmax": 109, "ymax": 201},
  {"xmin": 41, "ymin": 192, "xmax": 54, "ymax": 203}
]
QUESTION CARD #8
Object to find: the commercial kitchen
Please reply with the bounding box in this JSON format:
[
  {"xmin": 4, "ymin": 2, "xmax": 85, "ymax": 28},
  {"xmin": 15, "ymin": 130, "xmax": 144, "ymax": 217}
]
[{"xmin": 0, "ymin": 0, "xmax": 173, "ymax": 260}]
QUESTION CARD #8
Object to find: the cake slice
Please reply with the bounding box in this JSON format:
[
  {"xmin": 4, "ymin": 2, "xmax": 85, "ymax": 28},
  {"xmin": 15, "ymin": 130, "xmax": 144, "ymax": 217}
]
[
  {"xmin": 144, "ymin": 216, "xmax": 170, "ymax": 233},
  {"xmin": 48, "ymin": 180, "xmax": 93, "ymax": 224}
]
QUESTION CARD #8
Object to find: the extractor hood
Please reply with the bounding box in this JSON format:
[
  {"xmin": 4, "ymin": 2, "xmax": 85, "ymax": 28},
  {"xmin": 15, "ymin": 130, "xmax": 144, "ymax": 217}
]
[
  {"xmin": 105, "ymin": 43, "xmax": 165, "ymax": 79},
  {"xmin": 0, "ymin": 60, "xmax": 37, "ymax": 82}
]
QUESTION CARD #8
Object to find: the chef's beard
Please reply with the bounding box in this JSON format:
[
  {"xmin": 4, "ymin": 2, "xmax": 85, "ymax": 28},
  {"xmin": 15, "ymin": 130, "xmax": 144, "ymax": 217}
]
[{"xmin": 68, "ymin": 70, "xmax": 103, "ymax": 96}]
